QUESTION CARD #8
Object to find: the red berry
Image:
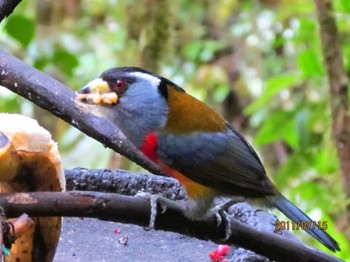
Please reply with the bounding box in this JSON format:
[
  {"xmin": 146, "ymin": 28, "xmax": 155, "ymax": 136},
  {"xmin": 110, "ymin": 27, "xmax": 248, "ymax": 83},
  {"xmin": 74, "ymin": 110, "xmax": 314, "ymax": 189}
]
[{"xmin": 217, "ymin": 245, "xmax": 230, "ymax": 256}]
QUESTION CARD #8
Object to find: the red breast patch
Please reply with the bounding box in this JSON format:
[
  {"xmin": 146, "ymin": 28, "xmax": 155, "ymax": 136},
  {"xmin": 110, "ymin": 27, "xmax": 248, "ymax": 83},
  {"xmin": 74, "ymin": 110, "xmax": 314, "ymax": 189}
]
[{"xmin": 140, "ymin": 132, "xmax": 158, "ymax": 162}]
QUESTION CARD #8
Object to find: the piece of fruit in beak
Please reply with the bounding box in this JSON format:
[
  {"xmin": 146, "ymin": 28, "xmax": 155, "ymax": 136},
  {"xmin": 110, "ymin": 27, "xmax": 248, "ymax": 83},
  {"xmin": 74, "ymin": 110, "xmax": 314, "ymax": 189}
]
[{"xmin": 76, "ymin": 78, "xmax": 118, "ymax": 105}]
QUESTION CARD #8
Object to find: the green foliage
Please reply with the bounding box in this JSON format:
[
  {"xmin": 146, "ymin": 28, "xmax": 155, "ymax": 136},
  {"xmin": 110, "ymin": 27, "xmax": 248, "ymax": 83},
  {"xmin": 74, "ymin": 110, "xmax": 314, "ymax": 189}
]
[
  {"xmin": 254, "ymin": 109, "xmax": 298, "ymax": 147},
  {"xmin": 336, "ymin": 0, "xmax": 350, "ymax": 12},
  {"xmin": 0, "ymin": 93, "xmax": 20, "ymax": 113},
  {"xmin": 245, "ymin": 74, "xmax": 303, "ymax": 115},
  {"xmin": 4, "ymin": 15, "xmax": 35, "ymax": 48},
  {"xmin": 183, "ymin": 40, "xmax": 225, "ymax": 63},
  {"xmin": 52, "ymin": 49, "xmax": 79, "ymax": 76},
  {"xmin": 297, "ymin": 49, "xmax": 324, "ymax": 76}
]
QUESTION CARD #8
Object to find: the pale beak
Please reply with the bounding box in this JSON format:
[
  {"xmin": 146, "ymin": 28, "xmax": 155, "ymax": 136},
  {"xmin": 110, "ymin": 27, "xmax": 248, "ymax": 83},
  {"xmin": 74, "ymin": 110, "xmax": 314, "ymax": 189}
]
[
  {"xmin": 79, "ymin": 78, "xmax": 109, "ymax": 94},
  {"xmin": 76, "ymin": 78, "xmax": 118, "ymax": 105}
]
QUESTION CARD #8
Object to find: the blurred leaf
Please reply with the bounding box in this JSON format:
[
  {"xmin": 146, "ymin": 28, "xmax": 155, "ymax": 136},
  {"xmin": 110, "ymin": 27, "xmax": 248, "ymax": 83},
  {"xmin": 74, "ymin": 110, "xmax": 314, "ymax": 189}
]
[
  {"xmin": 183, "ymin": 40, "xmax": 224, "ymax": 62},
  {"xmin": 274, "ymin": 153, "xmax": 310, "ymax": 187},
  {"xmin": 254, "ymin": 110, "xmax": 298, "ymax": 147},
  {"xmin": 33, "ymin": 56, "xmax": 50, "ymax": 71},
  {"xmin": 0, "ymin": 96, "xmax": 20, "ymax": 112},
  {"xmin": 295, "ymin": 18, "xmax": 317, "ymax": 42},
  {"xmin": 336, "ymin": 0, "xmax": 350, "ymax": 12},
  {"xmin": 213, "ymin": 84, "xmax": 230, "ymax": 103},
  {"xmin": 245, "ymin": 73, "xmax": 303, "ymax": 114},
  {"xmin": 313, "ymin": 148, "xmax": 339, "ymax": 175},
  {"xmin": 4, "ymin": 15, "xmax": 35, "ymax": 48},
  {"xmin": 275, "ymin": 2, "xmax": 314, "ymax": 21},
  {"xmin": 295, "ymin": 108, "xmax": 310, "ymax": 147},
  {"xmin": 295, "ymin": 180, "xmax": 324, "ymax": 202},
  {"xmin": 344, "ymin": 49, "xmax": 350, "ymax": 75},
  {"xmin": 52, "ymin": 49, "xmax": 79, "ymax": 76},
  {"xmin": 200, "ymin": 41, "xmax": 224, "ymax": 62},
  {"xmin": 297, "ymin": 50, "xmax": 324, "ymax": 77},
  {"xmin": 183, "ymin": 41, "xmax": 203, "ymax": 61},
  {"xmin": 307, "ymin": 100, "xmax": 329, "ymax": 131}
]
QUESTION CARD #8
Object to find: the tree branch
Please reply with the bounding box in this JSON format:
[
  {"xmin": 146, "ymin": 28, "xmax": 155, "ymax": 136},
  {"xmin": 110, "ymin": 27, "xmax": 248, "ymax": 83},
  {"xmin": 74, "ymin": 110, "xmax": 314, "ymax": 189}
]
[
  {"xmin": 315, "ymin": 0, "xmax": 350, "ymax": 240},
  {"xmin": 64, "ymin": 168, "xmax": 342, "ymax": 261},
  {"xmin": 0, "ymin": 0, "xmax": 22, "ymax": 22},
  {"xmin": 0, "ymin": 48, "xmax": 164, "ymax": 177},
  {"xmin": 0, "ymin": 191, "xmax": 341, "ymax": 262},
  {"xmin": 65, "ymin": 168, "xmax": 186, "ymax": 199}
]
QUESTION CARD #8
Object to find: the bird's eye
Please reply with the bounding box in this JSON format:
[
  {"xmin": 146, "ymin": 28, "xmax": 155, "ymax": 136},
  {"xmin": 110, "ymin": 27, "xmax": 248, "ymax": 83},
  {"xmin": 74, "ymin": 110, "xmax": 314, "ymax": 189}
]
[{"xmin": 113, "ymin": 79, "xmax": 126, "ymax": 92}]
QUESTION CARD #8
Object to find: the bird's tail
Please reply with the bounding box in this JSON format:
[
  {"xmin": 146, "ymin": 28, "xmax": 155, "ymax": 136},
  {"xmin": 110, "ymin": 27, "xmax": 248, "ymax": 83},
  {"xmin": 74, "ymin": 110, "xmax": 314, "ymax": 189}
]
[{"xmin": 271, "ymin": 194, "xmax": 340, "ymax": 252}]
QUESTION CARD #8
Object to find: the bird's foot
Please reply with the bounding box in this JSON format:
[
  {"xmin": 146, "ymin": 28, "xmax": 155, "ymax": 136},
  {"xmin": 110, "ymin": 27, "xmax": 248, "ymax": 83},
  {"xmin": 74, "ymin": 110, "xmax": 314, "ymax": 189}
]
[
  {"xmin": 135, "ymin": 192, "xmax": 168, "ymax": 230},
  {"xmin": 211, "ymin": 200, "xmax": 238, "ymax": 241},
  {"xmin": 213, "ymin": 209, "xmax": 232, "ymax": 241}
]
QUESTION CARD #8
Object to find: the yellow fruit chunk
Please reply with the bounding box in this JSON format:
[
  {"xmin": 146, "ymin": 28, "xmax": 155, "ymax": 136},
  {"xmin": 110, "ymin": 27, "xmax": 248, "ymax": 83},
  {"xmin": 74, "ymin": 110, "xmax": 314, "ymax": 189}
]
[
  {"xmin": 0, "ymin": 132, "xmax": 21, "ymax": 181},
  {"xmin": 76, "ymin": 91, "xmax": 118, "ymax": 105},
  {"xmin": 0, "ymin": 113, "xmax": 65, "ymax": 262}
]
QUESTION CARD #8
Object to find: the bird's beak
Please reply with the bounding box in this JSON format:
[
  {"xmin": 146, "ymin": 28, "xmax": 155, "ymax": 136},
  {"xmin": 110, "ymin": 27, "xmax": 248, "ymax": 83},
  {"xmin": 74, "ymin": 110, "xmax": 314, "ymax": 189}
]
[
  {"xmin": 80, "ymin": 78, "xmax": 109, "ymax": 94},
  {"xmin": 76, "ymin": 78, "xmax": 118, "ymax": 105}
]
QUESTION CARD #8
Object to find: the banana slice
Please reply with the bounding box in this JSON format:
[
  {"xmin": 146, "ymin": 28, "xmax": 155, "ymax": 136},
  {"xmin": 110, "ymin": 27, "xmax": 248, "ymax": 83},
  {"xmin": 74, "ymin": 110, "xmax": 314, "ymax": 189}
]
[{"xmin": 0, "ymin": 113, "xmax": 65, "ymax": 262}]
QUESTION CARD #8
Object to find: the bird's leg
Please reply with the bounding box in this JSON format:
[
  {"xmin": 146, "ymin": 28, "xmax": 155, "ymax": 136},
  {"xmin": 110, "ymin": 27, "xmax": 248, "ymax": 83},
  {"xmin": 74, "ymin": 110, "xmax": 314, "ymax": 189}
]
[
  {"xmin": 136, "ymin": 191, "xmax": 241, "ymax": 241},
  {"xmin": 136, "ymin": 192, "xmax": 160, "ymax": 230},
  {"xmin": 211, "ymin": 198, "xmax": 243, "ymax": 241},
  {"xmin": 136, "ymin": 192, "xmax": 180, "ymax": 229}
]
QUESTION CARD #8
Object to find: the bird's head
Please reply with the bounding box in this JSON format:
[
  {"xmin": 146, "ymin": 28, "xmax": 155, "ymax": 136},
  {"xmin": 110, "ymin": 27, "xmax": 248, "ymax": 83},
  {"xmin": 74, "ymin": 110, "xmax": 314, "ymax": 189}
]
[{"xmin": 77, "ymin": 67, "xmax": 180, "ymax": 147}]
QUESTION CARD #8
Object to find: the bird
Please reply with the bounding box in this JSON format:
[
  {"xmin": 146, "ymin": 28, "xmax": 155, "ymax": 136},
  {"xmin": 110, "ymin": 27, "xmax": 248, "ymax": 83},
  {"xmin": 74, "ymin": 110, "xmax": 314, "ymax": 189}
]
[{"xmin": 77, "ymin": 66, "xmax": 340, "ymax": 252}]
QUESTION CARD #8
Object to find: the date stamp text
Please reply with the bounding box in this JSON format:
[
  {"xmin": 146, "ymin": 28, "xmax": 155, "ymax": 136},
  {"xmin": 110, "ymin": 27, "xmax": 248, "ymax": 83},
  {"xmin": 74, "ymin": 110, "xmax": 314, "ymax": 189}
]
[{"xmin": 275, "ymin": 221, "xmax": 328, "ymax": 231}]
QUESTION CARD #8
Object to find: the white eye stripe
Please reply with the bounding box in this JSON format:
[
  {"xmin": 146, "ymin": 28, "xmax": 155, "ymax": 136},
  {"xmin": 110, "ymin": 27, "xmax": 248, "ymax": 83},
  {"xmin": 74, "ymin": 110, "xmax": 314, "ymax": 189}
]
[{"xmin": 127, "ymin": 72, "xmax": 161, "ymax": 88}]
